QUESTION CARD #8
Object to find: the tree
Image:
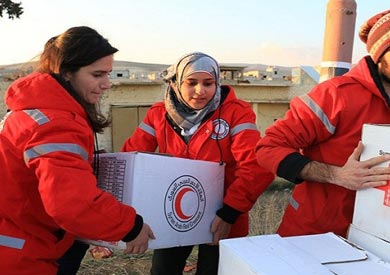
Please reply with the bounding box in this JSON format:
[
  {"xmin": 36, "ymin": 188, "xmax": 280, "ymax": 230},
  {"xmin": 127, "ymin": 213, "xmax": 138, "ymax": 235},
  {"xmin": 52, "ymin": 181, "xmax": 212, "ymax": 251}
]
[{"xmin": 0, "ymin": 0, "xmax": 23, "ymax": 19}]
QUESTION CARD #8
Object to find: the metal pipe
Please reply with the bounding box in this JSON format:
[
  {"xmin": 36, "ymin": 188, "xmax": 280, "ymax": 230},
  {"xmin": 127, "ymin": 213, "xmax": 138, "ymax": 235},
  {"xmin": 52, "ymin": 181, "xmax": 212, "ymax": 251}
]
[{"xmin": 319, "ymin": 0, "xmax": 357, "ymax": 82}]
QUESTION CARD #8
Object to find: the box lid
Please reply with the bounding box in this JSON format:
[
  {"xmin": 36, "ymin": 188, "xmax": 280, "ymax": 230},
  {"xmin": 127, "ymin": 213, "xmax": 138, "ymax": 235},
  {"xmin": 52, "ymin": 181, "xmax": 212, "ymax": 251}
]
[
  {"xmin": 285, "ymin": 232, "xmax": 367, "ymax": 264},
  {"xmin": 219, "ymin": 232, "xmax": 390, "ymax": 275},
  {"xmin": 219, "ymin": 234, "xmax": 333, "ymax": 275}
]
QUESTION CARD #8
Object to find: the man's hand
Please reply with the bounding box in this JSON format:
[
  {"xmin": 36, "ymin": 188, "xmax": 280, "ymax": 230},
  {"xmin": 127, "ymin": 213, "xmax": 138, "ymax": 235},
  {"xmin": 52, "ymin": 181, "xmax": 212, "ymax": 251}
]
[
  {"xmin": 210, "ymin": 216, "xmax": 232, "ymax": 245},
  {"xmin": 124, "ymin": 223, "xmax": 155, "ymax": 254},
  {"xmin": 332, "ymin": 141, "xmax": 390, "ymax": 190},
  {"xmin": 301, "ymin": 141, "xmax": 390, "ymax": 190}
]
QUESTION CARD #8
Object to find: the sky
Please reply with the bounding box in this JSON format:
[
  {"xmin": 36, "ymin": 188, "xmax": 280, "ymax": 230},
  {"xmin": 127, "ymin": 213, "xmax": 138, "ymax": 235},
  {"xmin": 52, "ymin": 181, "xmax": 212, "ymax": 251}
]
[{"xmin": 0, "ymin": 0, "xmax": 389, "ymax": 67}]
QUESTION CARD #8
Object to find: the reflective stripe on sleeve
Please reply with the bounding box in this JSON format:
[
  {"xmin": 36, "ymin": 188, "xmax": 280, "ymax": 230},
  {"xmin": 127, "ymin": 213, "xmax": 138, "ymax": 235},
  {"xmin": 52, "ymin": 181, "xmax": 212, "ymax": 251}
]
[
  {"xmin": 299, "ymin": 95, "xmax": 336, "ymax": 134},
  {"xmin": 23, "ymin": 109, "xmax": 49, "ymax": 125},
  {"xmin": 139, "ymin": 121, "xmax": 156, "ymax": 137},
  {"xmin": 230, "ymin": 122, "xmax": 257, "ymax": 137},
  {"xmin": 289, "ymin": 196, "xmax": 299, "ymax": 210},
  {"xmin": 0, "ymin": 234, "xmax": 25, "ymax": 249},
  {"xmin": 24, "ymin": 143, "xmax": 88, "ymax": 163}
]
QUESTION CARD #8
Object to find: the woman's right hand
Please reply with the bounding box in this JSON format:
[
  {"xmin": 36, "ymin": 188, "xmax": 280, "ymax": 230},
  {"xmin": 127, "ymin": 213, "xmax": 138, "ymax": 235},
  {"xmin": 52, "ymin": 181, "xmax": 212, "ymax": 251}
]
[{"xmin": 124, "ymin": 223, "xmax": 155, "ymax": 254}]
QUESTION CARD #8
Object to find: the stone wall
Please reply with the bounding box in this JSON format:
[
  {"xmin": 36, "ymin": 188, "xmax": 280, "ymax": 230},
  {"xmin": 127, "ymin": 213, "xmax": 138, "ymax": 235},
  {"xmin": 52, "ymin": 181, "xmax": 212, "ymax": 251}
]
[
  {"xmin": 0, "ymin": 68, "xmax": 315, "ymax": 152},
  {"xmin": 98, "ymin": 80, "xmax": 165, "ymax": 151}
]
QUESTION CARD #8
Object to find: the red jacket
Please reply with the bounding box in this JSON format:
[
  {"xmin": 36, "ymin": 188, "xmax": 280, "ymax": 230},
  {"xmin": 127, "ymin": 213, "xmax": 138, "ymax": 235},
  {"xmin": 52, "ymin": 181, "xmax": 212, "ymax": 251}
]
[
  {"xmin": 0, "ymin": 73, "xmax": 141, "ymax": 274},
  {"xmin": 122, "ymin": 85, "xmax": 274, "ymax": 238},
  {"xmin": 256, "ymin": 56, "xmax": 390, "ymax": 237}
]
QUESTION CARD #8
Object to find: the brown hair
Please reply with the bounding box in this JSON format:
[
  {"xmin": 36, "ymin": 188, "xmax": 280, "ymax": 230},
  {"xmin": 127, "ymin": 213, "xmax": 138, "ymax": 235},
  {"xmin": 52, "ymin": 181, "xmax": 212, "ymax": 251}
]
[{"xmin": 38, "ymin": 26, "xmax": 118, "ymax": 133}]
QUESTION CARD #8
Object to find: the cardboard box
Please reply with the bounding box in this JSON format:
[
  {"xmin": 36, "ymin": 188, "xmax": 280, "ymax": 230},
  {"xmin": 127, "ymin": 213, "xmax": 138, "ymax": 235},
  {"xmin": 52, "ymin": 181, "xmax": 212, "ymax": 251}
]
[
  {"xmin": 82, "ymin": 152, "xmax": 224, "ymax": 250},
  {"xmin": 218, "ymin": 233, "xmax": 390, "ymax": 275},
  {"xmin": 217, "ymin": 124, "xmax": 390, "ymax": 275},
  {"xmin": 347, "ymin": 223, "xmax": 390, "ymax": 263},
  {"xmin": 353, "ymin": 124, "xmax": 390, "ymax": 242},
  {"xmin": 219, "ymin": 234, "xmax": 333, "ymax": 275}
]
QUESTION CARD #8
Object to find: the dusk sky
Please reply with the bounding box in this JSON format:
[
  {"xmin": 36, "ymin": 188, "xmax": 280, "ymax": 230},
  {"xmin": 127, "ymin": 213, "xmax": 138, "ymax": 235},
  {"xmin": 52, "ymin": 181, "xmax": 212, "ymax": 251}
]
[{"xmin": 0, "ymin": 0, "xmax": 388, "ymax": 67}]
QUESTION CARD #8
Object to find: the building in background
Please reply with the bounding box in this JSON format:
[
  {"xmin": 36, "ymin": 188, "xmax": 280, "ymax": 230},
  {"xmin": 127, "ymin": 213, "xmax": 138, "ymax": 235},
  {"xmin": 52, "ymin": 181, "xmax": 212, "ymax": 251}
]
[{"xmin": 0, "ymin": 61, "xmax": 318, "ymax": 152}]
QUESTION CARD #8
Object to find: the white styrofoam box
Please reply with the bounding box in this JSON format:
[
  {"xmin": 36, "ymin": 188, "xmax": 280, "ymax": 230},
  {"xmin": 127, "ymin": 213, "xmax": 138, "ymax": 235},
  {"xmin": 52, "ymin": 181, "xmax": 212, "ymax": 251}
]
[
  {"xmin": 354, "ymin": 124, "xmax": 390, "ymax": 242},
  {"xmin": 82, "ymin": 152, "xmax": 224, "ymax": 250},
  {"xmin": 347, "ymin": 223, "xmax": 390, "ymax": 263},
  {"xmin": 218, "ymin": 232, "xmax": 390, "ymax": 275}
]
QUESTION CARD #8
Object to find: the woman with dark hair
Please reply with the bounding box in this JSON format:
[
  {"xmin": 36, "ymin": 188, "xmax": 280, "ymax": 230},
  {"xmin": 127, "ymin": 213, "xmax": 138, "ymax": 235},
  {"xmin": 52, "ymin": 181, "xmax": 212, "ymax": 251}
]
[
  {"xmin": 122, "ymin": 52, "xmax": 274, "ymax": 274},
  {"xmin": 0, "ymin": 26, "xmax": 154, "ymax": 274}
]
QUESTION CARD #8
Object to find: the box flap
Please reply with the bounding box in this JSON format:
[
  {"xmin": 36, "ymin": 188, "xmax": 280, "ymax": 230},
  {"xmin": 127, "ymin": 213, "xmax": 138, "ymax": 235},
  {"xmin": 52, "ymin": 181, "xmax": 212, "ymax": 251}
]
[
  {"xmin": 285, "ymin": 232, "xmax": 367, "ymax": 264},
  {"xmin": 219, "ymin": 234, "xmax": 333, "ymax": 275},
  {"xmin": 348, "ymin": 223, "xmax": 390, "ymax": 263},
  {"xmin": 219, "ymin": 232, "xmax": 390, "ymax": 275},
  {"xmin": 325, "ymin": 250, "xmax": 390, "ymax": 275}
]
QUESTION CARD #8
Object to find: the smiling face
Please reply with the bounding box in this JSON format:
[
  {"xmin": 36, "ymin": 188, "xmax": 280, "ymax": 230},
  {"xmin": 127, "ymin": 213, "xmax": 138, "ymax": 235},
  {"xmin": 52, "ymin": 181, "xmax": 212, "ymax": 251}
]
[
  {"xmin": 64, "ymin": 55, "xmax": 114, "ymax": 104},
  {"xmin": 180, "ymin": 72, "xmax": 217, "ymax": 110}
]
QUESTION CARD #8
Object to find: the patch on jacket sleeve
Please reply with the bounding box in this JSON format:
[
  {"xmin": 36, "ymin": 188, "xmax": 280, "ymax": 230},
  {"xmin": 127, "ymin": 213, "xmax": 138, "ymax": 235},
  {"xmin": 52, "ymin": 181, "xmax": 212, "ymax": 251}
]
[{"xmin": 211, "ymin": 118, "xmax": 230, "ymax": 140}]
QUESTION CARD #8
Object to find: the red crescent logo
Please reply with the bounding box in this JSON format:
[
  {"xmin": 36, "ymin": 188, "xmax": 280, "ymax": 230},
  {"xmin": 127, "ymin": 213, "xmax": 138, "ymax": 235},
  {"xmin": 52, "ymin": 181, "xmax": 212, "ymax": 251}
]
[
  {"xmin": 164, "ymin": 175, "xmax": 206, "ymax": 232},
  {"xmin": 174, "ymin": 187, "xmax": 194, "ymax": 220}
]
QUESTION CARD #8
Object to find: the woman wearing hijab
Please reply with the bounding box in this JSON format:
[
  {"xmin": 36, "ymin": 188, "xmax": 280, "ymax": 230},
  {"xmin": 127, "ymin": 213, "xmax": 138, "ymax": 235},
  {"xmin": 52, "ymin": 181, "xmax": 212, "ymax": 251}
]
[{"xmin": 121, "ymin": 52, "xmax": 274, "ymax": 274}]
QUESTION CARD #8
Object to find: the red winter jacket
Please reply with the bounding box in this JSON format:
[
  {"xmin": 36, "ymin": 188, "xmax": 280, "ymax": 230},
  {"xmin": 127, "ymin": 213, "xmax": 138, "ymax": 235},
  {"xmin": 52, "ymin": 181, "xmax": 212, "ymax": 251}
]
[
  {"xmin": 0, "ymin": 73, "xmax": 142, "ymax": 274},
  {"xmin": 256, "ymin": 56, "xmax": 390, "ymax": 237},
  {"xmin": 122, "ymin": 85, "xmax": 274, "ymax": 238}
]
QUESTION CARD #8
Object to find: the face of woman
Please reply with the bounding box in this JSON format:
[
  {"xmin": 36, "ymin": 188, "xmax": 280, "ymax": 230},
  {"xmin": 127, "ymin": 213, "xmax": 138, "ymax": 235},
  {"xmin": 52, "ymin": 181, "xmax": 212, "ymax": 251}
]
[
  {"xmin": 180, "ymin": 72, "xmax": 217, "ymax": 110},
  {"xmin": 65, "ymin": 55, "xmax": 114, "ymax": 104}
]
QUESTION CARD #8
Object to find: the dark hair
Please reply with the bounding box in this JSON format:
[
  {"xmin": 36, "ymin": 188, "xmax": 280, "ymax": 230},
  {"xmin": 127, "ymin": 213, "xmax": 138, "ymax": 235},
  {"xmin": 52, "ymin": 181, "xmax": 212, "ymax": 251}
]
[{"xmin": 38, "ymin": 26, "xmax": 118, "ymax": 133}]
